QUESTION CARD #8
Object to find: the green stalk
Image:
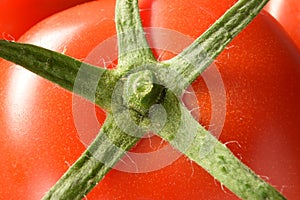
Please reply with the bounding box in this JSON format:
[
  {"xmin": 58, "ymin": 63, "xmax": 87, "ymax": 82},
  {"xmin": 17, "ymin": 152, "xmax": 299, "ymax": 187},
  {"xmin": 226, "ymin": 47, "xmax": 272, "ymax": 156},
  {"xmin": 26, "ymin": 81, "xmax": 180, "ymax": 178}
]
[
  {"xmin": 42, "ymin": 114, "xmax": 140, "ymax": 200},
  {"xmin": 164, "ymin": 0, "xmax": 270, "ymax": 88},
  {"xmin": 115, "ymin": 0, "xmax": 155, "ymax": 69},
  {"xmin": 157, "ymin": 90, "xmax": 285, "ymax": 199},
  {"xmin": 0, "ymin": 40, "xmax": 116, "ymax": 110}
]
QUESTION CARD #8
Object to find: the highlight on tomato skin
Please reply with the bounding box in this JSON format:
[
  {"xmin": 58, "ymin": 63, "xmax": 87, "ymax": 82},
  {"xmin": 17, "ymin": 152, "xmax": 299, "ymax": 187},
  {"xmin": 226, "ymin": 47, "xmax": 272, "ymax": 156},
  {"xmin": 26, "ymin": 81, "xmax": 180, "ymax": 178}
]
[
  {"xmin": 0, "ymin": 0, "xmax": 300, "ymax": 199},
  {"xmin": 265, "ymin": 0, "xmax": 300, "ymax": 49},
  {"xmin": 0, "ymin": 0, "xmax": 94, "ymax": 40}
]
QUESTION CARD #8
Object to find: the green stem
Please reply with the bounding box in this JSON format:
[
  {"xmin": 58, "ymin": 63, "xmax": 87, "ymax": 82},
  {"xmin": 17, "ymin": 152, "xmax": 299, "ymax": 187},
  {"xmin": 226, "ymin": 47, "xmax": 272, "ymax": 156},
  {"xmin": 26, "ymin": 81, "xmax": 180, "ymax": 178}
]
[
  {"xmin": 0, "ymin": 40, "xmax": 116, "ymax": 110},
  {"xmin": 164, "ymin": 0, "xmax": 270, "ymax": 88},
  {"xmin": 42, "ymin": 114, "xmax": 140, "ymax": 200},
  {"xmin": 115, "ymin": 0, "xmax": 155, "ymax": 69},
  {"xmin": 157, "ymin": 90, "xmax": 285, "ymax": 199}
]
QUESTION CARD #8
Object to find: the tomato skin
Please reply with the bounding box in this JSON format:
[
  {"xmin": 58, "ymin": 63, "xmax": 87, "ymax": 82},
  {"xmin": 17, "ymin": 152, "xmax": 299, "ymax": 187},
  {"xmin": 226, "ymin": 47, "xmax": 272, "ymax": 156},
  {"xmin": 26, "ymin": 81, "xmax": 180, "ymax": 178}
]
[
  {"xmin": 0, "ymin": 0, "xmax": 300, "ymax": 199},
  {"xmin": 0, "ymin": 0, "xmax": 94, "ymax": 40},
  {"xmin": 265, "ymin": 0, "xmax": 300, "ymax": 49}
]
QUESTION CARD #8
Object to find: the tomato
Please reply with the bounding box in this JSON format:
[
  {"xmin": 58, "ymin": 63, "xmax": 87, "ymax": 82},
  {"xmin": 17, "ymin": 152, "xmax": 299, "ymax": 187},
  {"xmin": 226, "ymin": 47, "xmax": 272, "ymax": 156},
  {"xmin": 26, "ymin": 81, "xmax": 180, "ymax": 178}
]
[
  {"xmin": 0, "ymin": 0, "xmax": 94, "ymax": 40},
  {"xmin": 0, "ymin": 0, "xmax": 300, "ymax": 199},
  {"xmin": 265, "ymin": 0, "xmax": 300, "ymax": 49}
]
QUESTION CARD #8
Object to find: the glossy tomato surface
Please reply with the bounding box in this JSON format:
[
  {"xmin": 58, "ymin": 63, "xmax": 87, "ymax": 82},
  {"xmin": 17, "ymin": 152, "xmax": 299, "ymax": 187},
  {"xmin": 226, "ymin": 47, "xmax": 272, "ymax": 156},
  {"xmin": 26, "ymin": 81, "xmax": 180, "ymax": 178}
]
[
  {"xmin": 265, "ymin": 0, "xmax": 300, "ymax": 49},
  {"xmin": 0, "ymin": 0, "xmax": 94, "ymax": 40},
  {"xmin": 0, "ymin": 0, "xmax": 300, "ymax": 199}
]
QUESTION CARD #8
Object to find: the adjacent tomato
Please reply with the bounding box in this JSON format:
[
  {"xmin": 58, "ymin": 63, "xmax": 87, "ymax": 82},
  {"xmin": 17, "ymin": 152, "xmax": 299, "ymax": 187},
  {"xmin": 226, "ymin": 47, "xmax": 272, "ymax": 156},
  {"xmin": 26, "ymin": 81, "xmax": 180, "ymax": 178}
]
[
  {"xmin": 265, "ymin": 0, "xmax": 300, "ymax": 49},
  {"xmin": 0, "ymin": 0, "xmax": 94, "ymax": 40},
  {"xmin": 0, "ymin": 0, "xmax": 300, "ymax": 199}
]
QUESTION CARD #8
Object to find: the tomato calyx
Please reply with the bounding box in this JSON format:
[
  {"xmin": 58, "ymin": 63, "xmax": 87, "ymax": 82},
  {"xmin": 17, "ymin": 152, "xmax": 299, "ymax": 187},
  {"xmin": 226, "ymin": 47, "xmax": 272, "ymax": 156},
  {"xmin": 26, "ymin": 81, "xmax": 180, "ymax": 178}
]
[
  {"xmin": 0, "ymin": 40, "xmax": 118, "ymax": 111},
  {"xmin": 115, "ymin": 0, "xmax": 156, "ymax": 68},
  {"xmin": 0, "ymin": 0, "xmax": 286, "ymax": 199}
]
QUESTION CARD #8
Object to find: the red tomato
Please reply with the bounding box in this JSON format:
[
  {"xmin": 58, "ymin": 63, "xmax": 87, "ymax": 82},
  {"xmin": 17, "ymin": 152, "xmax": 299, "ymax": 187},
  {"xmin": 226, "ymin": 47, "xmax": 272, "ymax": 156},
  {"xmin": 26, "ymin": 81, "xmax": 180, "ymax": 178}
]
[
  {"xmin": 0, "ymin": 0, "xmax": 94, "ymax": 40},
  {"xmin": 265, "ymin": 0, "xmax": 300, "ymax": 49},
  {"xmin": 0, "ymin": 0, "xmax": 300, "ymax": 199}
]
